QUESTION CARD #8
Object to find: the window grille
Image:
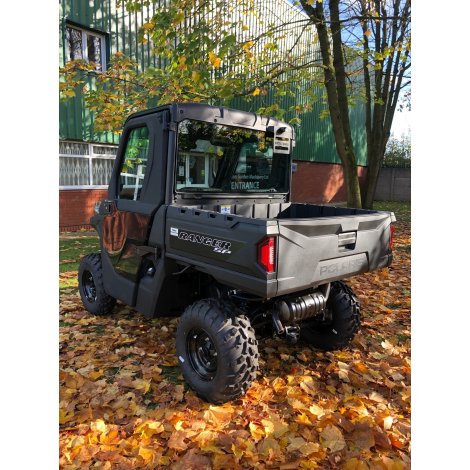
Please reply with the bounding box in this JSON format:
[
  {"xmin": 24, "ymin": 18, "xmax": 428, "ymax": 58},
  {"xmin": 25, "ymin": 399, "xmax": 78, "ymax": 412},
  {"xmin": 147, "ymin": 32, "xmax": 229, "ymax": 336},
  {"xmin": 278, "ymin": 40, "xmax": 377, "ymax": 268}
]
[{"xmin": 59, "ymin": 141, "xmax": 117, "ymax": 189}]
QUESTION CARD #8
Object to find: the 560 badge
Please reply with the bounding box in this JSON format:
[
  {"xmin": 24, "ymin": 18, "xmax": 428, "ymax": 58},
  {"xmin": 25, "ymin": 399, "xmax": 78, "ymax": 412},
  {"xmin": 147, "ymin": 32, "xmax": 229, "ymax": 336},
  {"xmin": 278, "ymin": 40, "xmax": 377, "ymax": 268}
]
[{"xmin": 170, "ymin": 227, "xmax": 232, "ymax": 254}]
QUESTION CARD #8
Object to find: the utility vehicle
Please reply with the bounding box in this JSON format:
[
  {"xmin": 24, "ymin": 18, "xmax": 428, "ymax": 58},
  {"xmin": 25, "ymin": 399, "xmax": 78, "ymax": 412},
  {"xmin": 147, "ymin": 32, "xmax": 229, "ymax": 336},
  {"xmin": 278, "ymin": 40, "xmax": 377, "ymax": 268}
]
[{"xmin": 78, "ymin": 103, "xmax": 395, "ymax": 403}]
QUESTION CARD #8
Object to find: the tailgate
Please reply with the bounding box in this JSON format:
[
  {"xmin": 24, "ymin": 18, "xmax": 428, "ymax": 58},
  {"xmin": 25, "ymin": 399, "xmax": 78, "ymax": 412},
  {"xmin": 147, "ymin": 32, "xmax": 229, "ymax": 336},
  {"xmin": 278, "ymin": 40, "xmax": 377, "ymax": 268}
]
[{"xmin": 276, "ymin": 212, "xmax": 394, "ymax": 296}]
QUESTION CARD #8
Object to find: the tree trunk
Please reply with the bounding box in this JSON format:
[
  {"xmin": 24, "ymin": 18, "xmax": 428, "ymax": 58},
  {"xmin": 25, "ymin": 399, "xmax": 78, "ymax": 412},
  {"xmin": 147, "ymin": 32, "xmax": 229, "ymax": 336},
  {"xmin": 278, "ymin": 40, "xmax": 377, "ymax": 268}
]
[
  {"xmin": 343, "ymin": 157, "xmax": 363, "ymax": 208},
  {"xmin": 301, "ymin": 0, "xmax": 362, "ymax": 208},
  {"xmin": 363, "ymin": 149, "xmax": 382, "ymax": 209}
]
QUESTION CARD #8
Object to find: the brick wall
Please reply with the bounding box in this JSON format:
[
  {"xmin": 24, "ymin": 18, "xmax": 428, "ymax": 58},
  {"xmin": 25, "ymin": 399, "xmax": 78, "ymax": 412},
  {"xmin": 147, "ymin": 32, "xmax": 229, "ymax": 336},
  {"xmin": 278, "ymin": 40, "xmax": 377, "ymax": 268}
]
[
  {"xmin": 291, "ymin": 161, "xmax": 367, "ymax": 204},
  {"xmin": 60, "ymin": 189, "xmax": 108, "ymax": 231}
]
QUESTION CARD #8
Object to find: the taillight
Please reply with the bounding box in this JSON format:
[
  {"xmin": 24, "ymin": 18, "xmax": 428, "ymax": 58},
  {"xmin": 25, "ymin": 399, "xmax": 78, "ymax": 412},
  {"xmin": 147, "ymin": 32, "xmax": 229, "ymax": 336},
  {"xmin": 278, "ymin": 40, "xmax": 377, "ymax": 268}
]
[
  {"xmin": 389, "ymin": 224, "xmax": 394, "ymax": 250},
  {"xmin": 258, "ymin": 237, "xmax": 276, "ymax": 273}
]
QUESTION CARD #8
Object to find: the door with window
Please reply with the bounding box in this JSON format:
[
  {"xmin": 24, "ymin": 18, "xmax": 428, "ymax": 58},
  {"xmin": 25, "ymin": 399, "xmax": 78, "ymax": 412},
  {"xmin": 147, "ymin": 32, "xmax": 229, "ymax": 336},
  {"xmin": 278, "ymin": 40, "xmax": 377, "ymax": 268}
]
[{"xmin": 101, "ymin": 113, "xmax": 165, "ymax": 300}]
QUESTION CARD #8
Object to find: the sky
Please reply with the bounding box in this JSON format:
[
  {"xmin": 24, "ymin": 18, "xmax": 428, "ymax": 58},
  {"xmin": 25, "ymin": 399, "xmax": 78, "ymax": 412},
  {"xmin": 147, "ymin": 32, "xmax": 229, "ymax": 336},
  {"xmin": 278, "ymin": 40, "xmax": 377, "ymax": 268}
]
[{"xmin": 390, "ymin": 108, "xmax": 411, "ymax": 138}]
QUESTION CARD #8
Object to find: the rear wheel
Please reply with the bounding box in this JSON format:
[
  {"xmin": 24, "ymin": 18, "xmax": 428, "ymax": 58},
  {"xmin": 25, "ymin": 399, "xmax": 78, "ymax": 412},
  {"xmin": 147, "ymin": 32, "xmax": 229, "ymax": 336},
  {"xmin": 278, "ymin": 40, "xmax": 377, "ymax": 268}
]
[
  {"xmin": 78, "ymin": 253, "xmax": 116, "ymax": 315},
  {"xmin": 176, "ymin": 299, "xmax": 259, "ymax": 404},
  {"xmin": 300, "ymin": 281, "xmax": 360, "ymax": 351}
]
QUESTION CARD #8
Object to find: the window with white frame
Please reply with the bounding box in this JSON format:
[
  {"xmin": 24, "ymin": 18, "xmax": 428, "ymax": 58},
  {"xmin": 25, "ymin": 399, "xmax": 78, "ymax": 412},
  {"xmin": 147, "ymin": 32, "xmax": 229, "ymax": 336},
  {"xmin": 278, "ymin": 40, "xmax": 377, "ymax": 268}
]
[
  {"xmin": 65, "ymin": 23, "xmax": 106, "ymax": 71},
  {"xmin": 59, "ymin": 141, "xmax": 117, "ymax": 188}
]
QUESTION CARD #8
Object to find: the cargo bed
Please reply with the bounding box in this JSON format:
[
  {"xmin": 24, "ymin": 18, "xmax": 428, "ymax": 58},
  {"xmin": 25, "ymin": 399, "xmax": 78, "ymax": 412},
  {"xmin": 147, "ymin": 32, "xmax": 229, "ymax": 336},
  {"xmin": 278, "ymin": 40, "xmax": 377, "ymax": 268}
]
[{"xmin": 165, "ymin": 203, "xmax": 394, "ymax": 298}]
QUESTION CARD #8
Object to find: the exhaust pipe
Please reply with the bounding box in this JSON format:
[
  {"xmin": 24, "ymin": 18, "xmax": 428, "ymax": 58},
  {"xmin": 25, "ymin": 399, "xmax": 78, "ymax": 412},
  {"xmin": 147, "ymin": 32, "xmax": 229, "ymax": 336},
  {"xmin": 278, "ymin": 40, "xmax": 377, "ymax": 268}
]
[{"xmin": 276, "ymin": 290, "xmax": 327, "ymax": 323}]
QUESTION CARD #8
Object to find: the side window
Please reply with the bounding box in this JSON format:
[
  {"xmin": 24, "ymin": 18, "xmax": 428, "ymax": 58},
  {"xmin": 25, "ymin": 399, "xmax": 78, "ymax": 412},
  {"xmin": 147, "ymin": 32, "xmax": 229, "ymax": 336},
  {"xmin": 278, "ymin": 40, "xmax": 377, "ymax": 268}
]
[{"xmin": 119, "ymin": 126, "xmax": 150, "ymax": 200}]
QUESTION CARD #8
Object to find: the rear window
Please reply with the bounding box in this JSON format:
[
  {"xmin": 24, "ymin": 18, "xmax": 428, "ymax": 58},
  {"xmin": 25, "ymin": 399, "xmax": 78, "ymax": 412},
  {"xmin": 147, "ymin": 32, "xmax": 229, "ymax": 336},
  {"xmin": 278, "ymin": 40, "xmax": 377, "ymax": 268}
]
[{"xmin": 176, "ymin": 120, "xmax": 289, "ymax": 193}]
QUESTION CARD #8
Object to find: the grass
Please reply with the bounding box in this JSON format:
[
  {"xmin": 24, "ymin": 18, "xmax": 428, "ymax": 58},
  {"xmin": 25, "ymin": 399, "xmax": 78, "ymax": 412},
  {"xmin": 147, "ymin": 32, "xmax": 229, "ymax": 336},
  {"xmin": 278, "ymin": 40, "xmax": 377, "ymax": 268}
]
[
  {"xmin": 59, "ymin": 235, "xmax": 100, "ymax": 273},
  {"xmin": 373, "ymin": 201, "xmax": 411, "ymax": 224}
]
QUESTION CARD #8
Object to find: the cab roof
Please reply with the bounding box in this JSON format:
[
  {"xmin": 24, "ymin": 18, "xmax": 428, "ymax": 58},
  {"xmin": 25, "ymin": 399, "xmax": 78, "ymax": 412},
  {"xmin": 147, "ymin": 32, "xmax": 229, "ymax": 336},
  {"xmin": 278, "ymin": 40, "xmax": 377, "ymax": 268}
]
[{"xmin": 126, "ymin": 102, "xmax": 295, "ymax": 139}]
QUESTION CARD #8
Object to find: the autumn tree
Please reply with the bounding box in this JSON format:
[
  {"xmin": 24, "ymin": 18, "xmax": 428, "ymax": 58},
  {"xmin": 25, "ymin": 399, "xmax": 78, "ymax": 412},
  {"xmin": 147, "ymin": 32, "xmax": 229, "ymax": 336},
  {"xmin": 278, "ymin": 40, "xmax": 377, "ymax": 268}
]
[
  {"xmin": 60, "ymin": 0, "xmax": 410, "ymax": 208},
  {"xmin": 60, "ymin": 0, "xmax": 321, "ymax": 133},
  {"xmin": 298, "ymin": 0, "xmax": 411, "ymax": 208}
]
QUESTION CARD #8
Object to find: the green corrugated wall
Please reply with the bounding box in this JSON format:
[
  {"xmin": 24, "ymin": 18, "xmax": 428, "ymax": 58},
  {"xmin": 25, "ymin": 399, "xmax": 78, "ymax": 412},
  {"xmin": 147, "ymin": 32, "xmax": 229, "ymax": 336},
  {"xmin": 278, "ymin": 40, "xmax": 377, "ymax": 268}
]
[{"xmin": 59, "ymin": 0, "xmax": 368, "ymax": 166}]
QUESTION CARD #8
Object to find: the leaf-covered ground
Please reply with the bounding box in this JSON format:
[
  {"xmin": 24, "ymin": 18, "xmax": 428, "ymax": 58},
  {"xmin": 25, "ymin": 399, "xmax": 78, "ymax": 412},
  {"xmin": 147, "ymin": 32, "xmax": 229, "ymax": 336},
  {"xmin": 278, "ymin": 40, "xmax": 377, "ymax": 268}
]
[{"xmin": 59, "ymin": 202, "xmax": 411, "ymax": 469}]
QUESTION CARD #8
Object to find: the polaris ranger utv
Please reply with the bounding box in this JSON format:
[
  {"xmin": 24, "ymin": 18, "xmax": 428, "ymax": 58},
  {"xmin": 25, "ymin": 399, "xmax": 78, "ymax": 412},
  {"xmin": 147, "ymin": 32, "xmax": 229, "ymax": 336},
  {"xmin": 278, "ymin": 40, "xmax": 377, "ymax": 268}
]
[{"xmin": 78, "ymin": 102, "xmax": 395, "ymax": 404}]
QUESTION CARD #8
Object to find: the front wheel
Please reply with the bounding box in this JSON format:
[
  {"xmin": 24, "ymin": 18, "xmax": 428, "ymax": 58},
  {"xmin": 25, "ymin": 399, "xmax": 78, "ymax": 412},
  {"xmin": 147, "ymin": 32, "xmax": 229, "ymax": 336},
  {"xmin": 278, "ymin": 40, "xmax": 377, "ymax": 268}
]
[
  {"xmin": 300, "ymin": 281, "xmax": 360, "ymax": 351},
  {"xmin": 176, "ymin": 299, "xmax": 259, "ymax": 404},
  {"xmin": 78, "ymin": 253, "xmax": 116, "ymax": 316}
]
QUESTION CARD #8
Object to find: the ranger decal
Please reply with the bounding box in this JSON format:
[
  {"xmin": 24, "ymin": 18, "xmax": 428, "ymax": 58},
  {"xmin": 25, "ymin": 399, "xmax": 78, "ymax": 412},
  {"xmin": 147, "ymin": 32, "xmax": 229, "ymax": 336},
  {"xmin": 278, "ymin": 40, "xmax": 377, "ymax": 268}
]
[{"xmin": 171, "ymin": 228, "xmax": 232, "ymax": 254}]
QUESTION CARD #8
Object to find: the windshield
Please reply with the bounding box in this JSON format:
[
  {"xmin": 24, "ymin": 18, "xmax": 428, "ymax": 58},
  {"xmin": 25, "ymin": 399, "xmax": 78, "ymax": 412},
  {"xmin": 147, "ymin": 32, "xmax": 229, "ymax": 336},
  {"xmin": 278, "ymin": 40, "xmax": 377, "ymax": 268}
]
[{"xmin": 176, "ymin": 119, "xmax": 290, "ymax": 193}]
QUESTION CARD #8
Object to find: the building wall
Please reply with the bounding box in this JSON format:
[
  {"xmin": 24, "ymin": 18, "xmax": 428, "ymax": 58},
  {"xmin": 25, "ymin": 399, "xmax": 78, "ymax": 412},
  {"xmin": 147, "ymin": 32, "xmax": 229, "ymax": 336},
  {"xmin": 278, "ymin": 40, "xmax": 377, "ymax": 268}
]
[
  {"xmin": 60, "ymin": 189, "xmax": 108, "ymax": 231},
  {"xmin": 291, "ymin": 162, "xmax": 368, "ymax": 204}
]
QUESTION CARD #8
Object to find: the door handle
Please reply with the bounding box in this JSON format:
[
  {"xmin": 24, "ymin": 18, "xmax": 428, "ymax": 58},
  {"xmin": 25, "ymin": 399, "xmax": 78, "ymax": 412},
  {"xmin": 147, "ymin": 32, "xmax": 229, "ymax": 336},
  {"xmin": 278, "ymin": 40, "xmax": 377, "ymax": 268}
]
[{"xmin": 95, "ymin": 200, "xmax": 116, "ymax": 215}]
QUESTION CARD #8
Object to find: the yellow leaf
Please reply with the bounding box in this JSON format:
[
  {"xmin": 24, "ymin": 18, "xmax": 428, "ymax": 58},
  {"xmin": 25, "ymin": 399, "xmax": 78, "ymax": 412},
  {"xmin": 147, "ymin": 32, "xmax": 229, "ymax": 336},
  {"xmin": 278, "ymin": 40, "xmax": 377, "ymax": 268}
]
[
  {"xmin": 192, "ymin": 71, "xmax": 201, "ymax": 82},
  {"xmin": 194, "ymin": 430, "xmax": 223, "ymax": 453},
  {"xmin": 252, "ymin": 88, "xmax": 260, "ymax": 96},
  {"xmin": 243, "ymin": 41, "xmax": 254, "ymax": 52},
  {"xmin": 231, "ymin": 442, "xmax": 244, "ymax": 459},
  {"xmin": 249, "ymin": 422, "xmax": 265, "ymax": 441},
  {"xmin": 352, "ymin": 362, "xmax": 369, "ymax": 374},
  {"xmin": 272, "ymin": 377, "xmax": 286, "ymax": 393},
  {"xmin": 262, "ymin": 418, "xmax": 274, "ymax": 436},
  {"xmin": 88, "ymin": 370, "xmax": 104, "ymax": 381},
  {"xmin": 142, "ymin": 22, "xmax": 154, "ymax": 30},
  {"xmin": 288, "ymin": 397, "xmax": 309, "ymax": 411},
  {"xmin": 135, "ymin": 420, "xmax": 165, "ymax": 438},
  {"xmin": 138, "ymin": 446, "xmax": 156, "ymax": 464},
  {"xmin": 296, "ymin": 413, "xmax": 313, "ymax": 425},
  {"xmin": 132, "ymin": 379, "xmax": 151, "ymax": 394},
  {"xmin": 59, "ymin": 409, "xmax": 75, "ymax": 425},
  {"xmin": 319, "ymin": 424, "xmax": 346, "ymax": 452},
  {"xmin": 158, "ymin": 455, "xmax": 171, "ymax": 466},
  {"xmin": 203, "ymin": 404, "xmax": 234, "ymax": 426},
  {"xmin": 262, "ymin": 414, "xmax": 289, "ymax": 438},
  {"xmin": 174, "ymin": 420, "xmax": 184, "ymax": 431},
  {"xmin": 344, "ymin": 458, "xmax": 369, "ymax": 470},
  {"xmin": 208, "ymin": 51, "xmax": 222, "ymax": 68},
  {"xmin": 93, "ymin": 419, "xmax": 107, "ymax": 434},
  {"xmin": 308, "ymin": 404, "xmax": 325, "ymax": 418}
]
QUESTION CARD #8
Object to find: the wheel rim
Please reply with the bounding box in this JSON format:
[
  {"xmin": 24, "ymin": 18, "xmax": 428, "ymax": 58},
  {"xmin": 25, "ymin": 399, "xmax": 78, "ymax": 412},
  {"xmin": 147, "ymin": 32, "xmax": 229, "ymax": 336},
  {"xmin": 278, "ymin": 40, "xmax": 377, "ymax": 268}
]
[
  {"xmin": 81, "ymin": 270, "xmax": 97, "ymax": 303},
  {"xmin": 186, "ymin": 328, "xmax": 218, "ymax": 381}
]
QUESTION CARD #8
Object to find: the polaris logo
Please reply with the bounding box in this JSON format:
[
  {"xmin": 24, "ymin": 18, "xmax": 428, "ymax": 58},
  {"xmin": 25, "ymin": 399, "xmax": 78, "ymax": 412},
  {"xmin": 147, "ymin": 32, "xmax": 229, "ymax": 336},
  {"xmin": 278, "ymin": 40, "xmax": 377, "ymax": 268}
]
[
  {"xmin": 319, "ymin": 258, "xmax": 365, "ymax": 276},
  {"xmin": 176, "ymin": 230, "xmax": 232, "ymax": 254}
]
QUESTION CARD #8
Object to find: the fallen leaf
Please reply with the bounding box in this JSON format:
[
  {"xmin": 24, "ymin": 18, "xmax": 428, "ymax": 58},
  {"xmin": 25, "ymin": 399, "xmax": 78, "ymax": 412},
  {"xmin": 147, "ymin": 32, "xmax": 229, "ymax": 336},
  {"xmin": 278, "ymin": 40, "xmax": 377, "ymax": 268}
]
[
  {"xmin": 320, "ymin": 424, "xmax": 346, "ymax": 452},
  {"xmin": 168, "ymin": 430, "xmax": 188, "ymax": 451}
]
